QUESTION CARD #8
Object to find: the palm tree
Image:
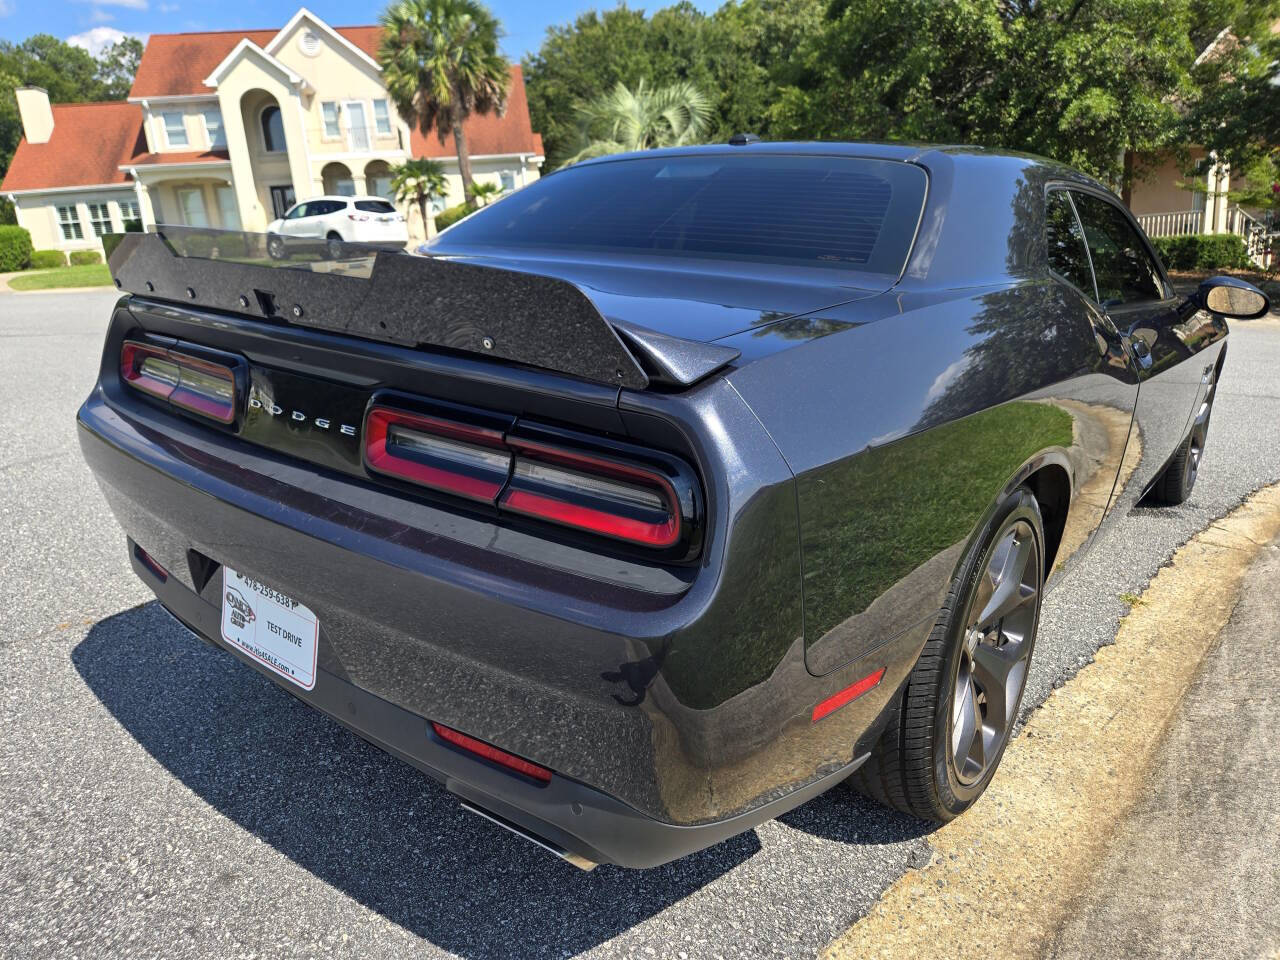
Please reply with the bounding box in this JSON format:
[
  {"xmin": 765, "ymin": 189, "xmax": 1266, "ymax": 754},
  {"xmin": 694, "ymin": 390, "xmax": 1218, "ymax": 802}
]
[
  {"xmin": 380, "ymin": 0, "xmax": 510, "ymax": 209},
  {"xmin": 565, "ymin": 80, "xmax": 712, "ymax": 165},
  {"xmin": 468, "ymin": 181, "xmax": 502, "ymax": 206},
  {"xmin": 390, "ymin": 157, "xmax": 449, "ymax": 234}
]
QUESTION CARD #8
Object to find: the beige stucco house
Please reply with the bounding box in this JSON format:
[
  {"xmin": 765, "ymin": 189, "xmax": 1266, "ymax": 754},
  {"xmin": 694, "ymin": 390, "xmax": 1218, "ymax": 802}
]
[
  {"xmin": 1126, "ymin": 20, "xmax": 1279, "ymax": 266},
  {"xmin": 2, "ymin": 8, "xmax": 544, "ymax": 254}
]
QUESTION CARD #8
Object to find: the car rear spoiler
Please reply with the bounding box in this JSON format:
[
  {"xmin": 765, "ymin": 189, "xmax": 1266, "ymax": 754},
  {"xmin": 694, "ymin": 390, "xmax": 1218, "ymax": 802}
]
[{"xmin": 104, "ymin": 228, "xmax": 739, "ymax": 390}]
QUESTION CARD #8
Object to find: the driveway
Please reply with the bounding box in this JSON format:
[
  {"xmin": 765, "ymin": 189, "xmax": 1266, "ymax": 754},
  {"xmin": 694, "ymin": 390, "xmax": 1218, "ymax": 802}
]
[{"xmin": 3, "ymin": 293, "xmax": 1280, "ymax": 959}]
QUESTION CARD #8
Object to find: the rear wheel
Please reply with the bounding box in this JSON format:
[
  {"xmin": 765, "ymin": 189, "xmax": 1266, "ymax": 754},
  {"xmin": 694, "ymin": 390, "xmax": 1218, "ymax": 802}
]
[
  {"xmin": 855, "ymin": 486, "xmax": 1044, "ymax": 821},
  {"xmin": 326, "ymin": 232, "xmax": 344, "ymax": 259}
]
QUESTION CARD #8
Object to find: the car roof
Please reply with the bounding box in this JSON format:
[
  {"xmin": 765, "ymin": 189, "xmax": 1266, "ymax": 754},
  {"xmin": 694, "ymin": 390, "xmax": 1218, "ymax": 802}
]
[
  {"xmin": 569, "ymin": 140, "xmax": 1107, "ymax": 191},
  {"xmin": 294, "ymin": 195, "xmax": 393, "ymax": 205}
]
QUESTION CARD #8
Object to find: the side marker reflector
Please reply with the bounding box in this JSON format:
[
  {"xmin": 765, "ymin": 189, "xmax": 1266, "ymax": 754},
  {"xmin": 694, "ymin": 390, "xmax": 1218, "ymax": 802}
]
[
  {"xmin": 811, "ymin": 668, "xmax": 885, "ymax": 723},
  {"xmin": 431, "ymin": 722, "xmax": 553, "ymax": 783}
]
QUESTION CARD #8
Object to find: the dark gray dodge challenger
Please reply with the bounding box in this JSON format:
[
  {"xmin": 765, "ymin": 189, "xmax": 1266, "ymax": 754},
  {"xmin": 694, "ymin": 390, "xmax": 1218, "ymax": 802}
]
[{"xmin": 80, "ymin": 141, "xmax": 1270, "ymax": 869}]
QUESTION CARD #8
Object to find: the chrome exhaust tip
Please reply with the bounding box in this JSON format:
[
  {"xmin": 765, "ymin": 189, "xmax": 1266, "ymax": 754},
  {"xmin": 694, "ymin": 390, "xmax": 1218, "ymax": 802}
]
[{"xmin": 460, "ymin": 801, "xmax": 598, "ymax": 871}]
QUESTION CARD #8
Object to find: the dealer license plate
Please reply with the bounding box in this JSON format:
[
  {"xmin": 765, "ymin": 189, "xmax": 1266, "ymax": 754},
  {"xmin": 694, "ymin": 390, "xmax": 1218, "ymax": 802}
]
[{"xmin": 220, "ymin": 567, "xmax": 319, "ymax": 690}]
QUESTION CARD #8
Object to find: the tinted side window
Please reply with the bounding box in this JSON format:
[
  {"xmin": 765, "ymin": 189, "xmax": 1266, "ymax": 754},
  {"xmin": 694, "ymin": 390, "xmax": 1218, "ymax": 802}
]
[
  {"xmin": 286, "ymin": 203, "xmax": 309, "ymax": 220},
  {"xmin": 1045, "ymin": 191, "xmax": 1095, "ymax": 298},
  {"xmin": 1070, "ymin": 192, "xmax": 1164, "ymax": 305}
]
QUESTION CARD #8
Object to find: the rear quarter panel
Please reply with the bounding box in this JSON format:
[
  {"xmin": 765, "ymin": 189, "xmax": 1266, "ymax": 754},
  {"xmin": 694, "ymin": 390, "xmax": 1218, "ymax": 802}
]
[{"xmin": 723, "ymin": 278, "xmax": 1140, "ymax": 676}]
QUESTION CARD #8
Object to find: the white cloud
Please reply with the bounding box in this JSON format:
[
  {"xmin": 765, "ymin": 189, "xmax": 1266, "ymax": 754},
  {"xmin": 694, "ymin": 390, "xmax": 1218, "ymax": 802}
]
[
  {"xmin": 78, "ymin": 0, "xmax": 149, "ymax": 8},
  {"xmin": 68, "ymin": 26, "xmax": 145, "ymax": 56},
  {"xmin": 89, "ymin": 7, "xmax": 115, "ymax": 22},
  {"xmin": 0, "ymin": 0, "xmax": 13, "ymax": 17},
  {"xmin": 924, "ymin": 355, "xmax": 973, "ymax": 404},
  {"xmin": 158, "ymin": 1, "xmax": 178, "ymax": 10}
]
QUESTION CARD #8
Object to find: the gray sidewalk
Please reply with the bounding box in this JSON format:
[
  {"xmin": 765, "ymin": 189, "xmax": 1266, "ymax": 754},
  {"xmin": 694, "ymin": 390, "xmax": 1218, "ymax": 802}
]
[{"xmin": 1048, "ymin": 538, "xmax": 1280, "ymax": 959}]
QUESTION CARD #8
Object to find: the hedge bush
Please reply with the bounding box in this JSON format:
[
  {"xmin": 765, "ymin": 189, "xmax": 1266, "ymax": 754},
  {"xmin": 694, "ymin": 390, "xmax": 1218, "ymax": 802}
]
[
  {"xmin": 1151, "ymin": 234, "xmax": 1252, "ymax": 271},
  {"xmin": 30, "ymin": 249, "xmax": 67, "ymax": 269},
  {"xmin": 69, "ymin": 250, "xmax": 101, "ymax": 266},
  {"xmin": 0, "ymin": 225, "xmax": 33, "ymax": 271},
  {"xmin": 434, "ymin": 202, "xmax": 474, "ymax": 231}
]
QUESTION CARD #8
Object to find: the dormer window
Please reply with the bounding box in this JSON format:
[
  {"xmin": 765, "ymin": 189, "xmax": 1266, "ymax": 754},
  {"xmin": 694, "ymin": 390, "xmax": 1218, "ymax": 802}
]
[
  {"xmin": 162, "ymin": 112, "xmax": 189, "ymax": 148},
  {"xmin": 261, "ymin": 105, "xmax": 285, "ymax": 153}
]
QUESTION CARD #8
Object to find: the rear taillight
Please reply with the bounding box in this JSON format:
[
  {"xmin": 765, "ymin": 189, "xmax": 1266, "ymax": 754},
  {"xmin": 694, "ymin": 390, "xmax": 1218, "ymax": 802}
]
[
  {"xmin": 120, "ymin": 339, "xmax": 239, "ymax": 424},
  {"xmin": 500, "ymin": 439, "xmax": 681, "ymax": 549},
  {"xmin": 347, "ymin": 214, "xmax": 370, "ymax": 222},
  {"xmin": 363, "ymin": 401, "xmax": 697, "ymax": 554},
  {"xmin": 365, "ymin": 406, "xmax": 511, "ymax": 503}
]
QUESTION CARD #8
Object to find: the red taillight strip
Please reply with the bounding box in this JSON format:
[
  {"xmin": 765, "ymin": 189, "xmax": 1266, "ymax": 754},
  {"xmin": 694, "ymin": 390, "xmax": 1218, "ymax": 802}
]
[
  {"xmin": 501, "ymin": 488, "xmax": 680, "ymax": 548},
  {"xmin": 120, "ymin": 341, "xmax": 177, "ymax": 400},
  {"xmin": 431, "ymin": 722, "xmax": 552, "ymax": 783},
  {"xmin": 365, "ymin": 406, "xmax": 510, "ymax": 503},
  {"xmin": 168, "ymin": 354, "xmax": 236, "ymax": 424},
  {"xmin": 120, "ymin": 340, "xmax": 238, "ymax": 424},
  {"xmin": 811, "ymin": 668, "xmax": 885, "ymax": 723},
  {"xmin": 501, "ymin": 438, "xmax": 682, "ymax": 548}
]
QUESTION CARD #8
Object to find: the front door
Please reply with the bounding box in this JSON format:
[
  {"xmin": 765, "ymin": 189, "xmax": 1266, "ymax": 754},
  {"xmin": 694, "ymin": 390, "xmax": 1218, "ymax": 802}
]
[
  {"xmin": 1068, "ymin": 188, "xmax": 1225, "ymax": 514},
  {"xmin": 270, "ymin": 185, "xmax": 296, "ymax": 220}
]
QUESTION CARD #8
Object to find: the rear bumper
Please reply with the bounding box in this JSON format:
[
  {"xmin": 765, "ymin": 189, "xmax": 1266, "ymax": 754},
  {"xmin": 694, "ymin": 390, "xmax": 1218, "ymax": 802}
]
[
  {"xmin": 128, "ymin": 537, "xmax": 869, "ymax": 869},
  {"xmin": 78, "ymin": 353, "xmax": 924, "ymax": 867}
]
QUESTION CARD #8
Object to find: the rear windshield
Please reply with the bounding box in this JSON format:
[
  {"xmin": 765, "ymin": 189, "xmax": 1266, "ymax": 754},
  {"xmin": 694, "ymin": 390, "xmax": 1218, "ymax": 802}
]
[
  {"xmin": 434, "ymin": 154, "xmax": 927, "ymax": 275},
  {"xmin": 355, "ymin": 200, "xmax": 397, "ymax": 213}
]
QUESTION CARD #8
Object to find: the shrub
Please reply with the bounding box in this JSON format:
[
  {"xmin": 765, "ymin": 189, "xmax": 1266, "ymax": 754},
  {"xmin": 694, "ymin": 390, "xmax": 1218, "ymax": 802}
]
[
  {"xmin": 30, "ymin": 249, "xmax": 67, "ymax": 269},
  {"xmin": 69, "ymin": 250, "xmax": 101, "ymax": 266},
  {"xmin": 1151, "ymin": 234, "xmax": 1251, "ymax": 271},
  {"xmin": 0, "ymin": 225, "xmax": 33, "ymax": 271},
  {"xmin": 433, "ymin": 202, "xmax": 474, "ymax": 231}
]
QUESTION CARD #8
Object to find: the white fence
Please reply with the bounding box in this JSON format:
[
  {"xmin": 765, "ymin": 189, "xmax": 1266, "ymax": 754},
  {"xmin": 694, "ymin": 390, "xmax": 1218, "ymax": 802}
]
[{"xmin": 1136, "ymin": 206, "xmax": 1274, "ymax": 269}]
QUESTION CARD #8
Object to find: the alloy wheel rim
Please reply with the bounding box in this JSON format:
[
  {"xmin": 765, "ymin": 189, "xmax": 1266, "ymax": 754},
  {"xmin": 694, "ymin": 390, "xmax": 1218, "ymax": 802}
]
[{"xmin": 948, "ymin": 518, "xmax": 1039, "ymax": 786}]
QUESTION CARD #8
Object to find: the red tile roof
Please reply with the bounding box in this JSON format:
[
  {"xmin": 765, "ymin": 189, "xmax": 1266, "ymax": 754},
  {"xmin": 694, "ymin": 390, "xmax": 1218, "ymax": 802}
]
[
  {"xmin": 129, "ymin": 25, "xmax": 382, "ymax": 99},
  {"xmin": 126, "ymin": 149, "xmax": 232, "ymax": 167},
  {"xmin": 4, "ymin": 24, "xmax": 541, "ymax": 194},
  {"xmin": 410, "ymin": 66, "xmax": 544, "ymax": 159},
  {"xmin": 1, "ymin": 101, "xmax": 144, "ymax": 193}
]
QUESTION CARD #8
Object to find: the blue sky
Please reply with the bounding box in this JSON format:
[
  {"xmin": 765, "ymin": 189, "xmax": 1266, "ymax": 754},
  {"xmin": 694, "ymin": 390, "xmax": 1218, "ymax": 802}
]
[{"xmin": 0, "ymin": 0, "xmax": 717, "ymax": 60}]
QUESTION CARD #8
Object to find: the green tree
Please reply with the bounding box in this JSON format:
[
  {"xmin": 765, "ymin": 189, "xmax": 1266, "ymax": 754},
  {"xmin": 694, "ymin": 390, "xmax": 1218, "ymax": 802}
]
[
  {"xmin": 772, "ymin": 0, "xmax": 1207, "ymax": 188},
  {"xmin": 467, "ymin": 180, "xmax": 501, "ymax": 205},
  {"xmin": 391, "ymin": 156, "xmax": 449, "ymax": 231},
  {"xmin": 96, "ymin": 37, "xmax": 144, "ymax": 100},
  {"xmin": 2, "ymin": 34, "xmax": 131, "ymax": 221},
  {"xmin": 1184, "ymin": 31, "xmax": 1280, "ymax": 171},
  {"xmin": 380, "ymin": 0, "xmax": 511, "ymax": 208},
  {"xmin": 565, "ymin": 79, "xmax": 711, "ymax": 163}
]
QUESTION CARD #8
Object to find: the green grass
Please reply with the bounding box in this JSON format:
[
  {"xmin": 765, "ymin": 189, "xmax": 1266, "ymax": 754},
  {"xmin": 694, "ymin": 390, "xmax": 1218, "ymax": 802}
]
[{"xmin": 8, "ymin": 263, "xmax": 113, "ymax": 290}]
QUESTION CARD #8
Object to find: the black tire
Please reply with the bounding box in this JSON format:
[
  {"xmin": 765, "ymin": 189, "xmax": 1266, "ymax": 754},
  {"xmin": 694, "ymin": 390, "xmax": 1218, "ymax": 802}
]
[
  {"xmin": 266, "ymin": 234, "xmax": 285, "ymax": 260},
  {"xmin": 855, "ymin": 486, "xmax": 1045, "ymax": 822},
  {"xmin": 326, "ymin": 233, "xmax": 344, "ymax": 259},
  {"xmin": 1147, "ymin": 368, "xmax": 1215, "ymax": 506}
]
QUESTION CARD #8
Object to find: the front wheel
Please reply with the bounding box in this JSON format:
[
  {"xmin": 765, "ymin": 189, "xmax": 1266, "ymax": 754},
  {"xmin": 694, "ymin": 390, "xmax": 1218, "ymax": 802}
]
[
  {"xmin": 266, "ymin": 234, "xmax": 285, "ymax": 260},
  {"xmin": 855, "ymin": 486, "xmax": 1044, "ymax": 821}
]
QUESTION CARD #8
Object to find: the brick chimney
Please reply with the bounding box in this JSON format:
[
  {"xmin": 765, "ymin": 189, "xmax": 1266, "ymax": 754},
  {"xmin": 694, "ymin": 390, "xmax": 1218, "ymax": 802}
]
[{"xmin": 15, "ymin": 86, "xmax": 54, "ymax": 144}]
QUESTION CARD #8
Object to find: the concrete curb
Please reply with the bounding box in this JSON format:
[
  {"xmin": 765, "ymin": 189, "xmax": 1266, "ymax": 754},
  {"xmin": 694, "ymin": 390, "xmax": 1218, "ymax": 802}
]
[{"xmin": 823, "ymin": 482, "xmax": 1280, "ymax": 960}]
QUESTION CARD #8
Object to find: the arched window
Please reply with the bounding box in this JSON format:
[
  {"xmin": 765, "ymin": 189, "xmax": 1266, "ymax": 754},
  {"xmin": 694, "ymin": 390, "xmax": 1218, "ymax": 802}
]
[{"xmin": 260, "ymin": 105, "xmax": 285, "ymax": 153}]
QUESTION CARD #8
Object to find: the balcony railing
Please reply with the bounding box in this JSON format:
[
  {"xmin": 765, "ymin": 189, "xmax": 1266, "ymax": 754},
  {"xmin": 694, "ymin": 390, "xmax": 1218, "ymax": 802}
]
[{"xmin": 1136, "ymin": 209, "xmax": 1204, "ymax": 238}]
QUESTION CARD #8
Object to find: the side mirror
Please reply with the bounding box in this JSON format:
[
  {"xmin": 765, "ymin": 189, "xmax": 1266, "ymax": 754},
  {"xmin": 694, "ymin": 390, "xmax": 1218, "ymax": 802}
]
[{"xmin": 1197, "ymin": 275, "xmax": 1271, "ymax": 320}]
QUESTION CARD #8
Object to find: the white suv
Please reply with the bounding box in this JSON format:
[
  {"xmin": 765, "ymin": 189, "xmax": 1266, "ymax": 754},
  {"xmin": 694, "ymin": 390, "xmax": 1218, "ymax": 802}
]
[{"xmin": 267, "ymin": 195, "xmax": 409, "ymax": 259}]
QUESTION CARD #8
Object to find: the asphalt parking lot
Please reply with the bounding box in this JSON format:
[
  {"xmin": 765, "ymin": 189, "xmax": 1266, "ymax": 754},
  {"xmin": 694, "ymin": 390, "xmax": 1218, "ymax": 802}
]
[{"xmin": 3, "ymin": 290, "xmax": 1280, "ymax": 959}]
